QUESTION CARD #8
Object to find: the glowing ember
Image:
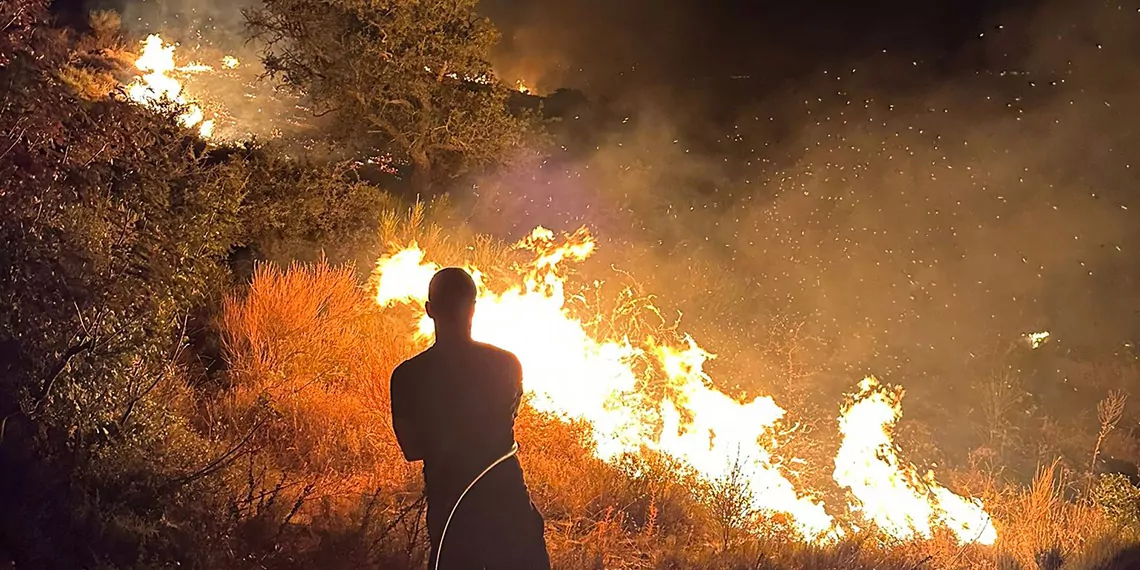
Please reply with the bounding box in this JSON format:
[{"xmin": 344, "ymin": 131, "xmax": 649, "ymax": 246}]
[
  {"xmin": 423, "ymin": 65, "xmax": 493, "ymax": 85},
  {"xmin": 1026, "ymin": 330, "xmax": 1050, "ymax": 349},
  {"xmin": 834, "ymin": 377, "xmax": 997, "ymax": 545},
  {"xmin": 126, "ymin": 34, "xmax": 215, "ymax": 138},
  {"xmin": 371, "ymin": 226, "xmax": 995, "ymax": 545}
]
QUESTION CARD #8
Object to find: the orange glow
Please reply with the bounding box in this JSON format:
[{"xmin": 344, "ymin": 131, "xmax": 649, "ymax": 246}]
[
  {"xmin": 372, "ymin": 226, "xmax": 995, "ymax": 544},
  {"xmin": 126, "ymin": 34, "xmax": 223, "ymax": 138}
]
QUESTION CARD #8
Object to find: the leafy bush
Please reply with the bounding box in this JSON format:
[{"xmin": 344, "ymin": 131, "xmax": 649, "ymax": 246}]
[
  {"xmin": 0, "ymin": 16, "xmax": 390, "ymax": 566},
  {"xmin": 1093, "ymin": 474, "xmax": 1140, "ymax": 531}
]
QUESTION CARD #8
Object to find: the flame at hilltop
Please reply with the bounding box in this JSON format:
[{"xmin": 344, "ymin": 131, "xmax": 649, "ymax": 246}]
[
  {"xmin": 126, "ymin": 34, "xmax": 239, "ymax": 139},
  {"xmin": 372, "ymin": 226, "xmax": 995, "ymax": 545},
  {"xmin": 836, "ymin": 377, "xmax": 996, "ymax": 545}
]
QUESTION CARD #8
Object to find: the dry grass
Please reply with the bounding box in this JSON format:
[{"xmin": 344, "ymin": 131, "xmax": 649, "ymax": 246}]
[
  {"xmin": 375, "ymin": 200, "xmax": 516, "ymax": 274},
  {"xmin": 983, "ymin": 460, "xmax": 1123, "ymax": 569},
  {"xmin": 206, "ymin": 209, "xmax": 1140, "ymax": 569},
  {"xmin": 219, "ymin": 260, "xmax": 413, "ymax": 485},
  {"xmin": 56, "ymin": 64, "xmax": 119, "ymax": 100}
]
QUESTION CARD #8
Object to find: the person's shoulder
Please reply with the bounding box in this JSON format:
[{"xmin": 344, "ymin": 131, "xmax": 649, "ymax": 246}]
[
  {"xmin": 473, "ymin": 342, "xmax": 521, "ymax": 368},
  {"xmin": 391, "ymin": 349, "xmax": 433, "ymax": 379}
]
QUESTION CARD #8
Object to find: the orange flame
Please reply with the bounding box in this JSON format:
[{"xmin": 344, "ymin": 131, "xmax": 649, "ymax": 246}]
[
  {"xmin": 834, "ymin": 377, "xmax": 996, "ymax": 545},
  {"xmin": 126, "ymin": 34, "xmax": 231, "ymax": 138},
  {"xmin": 372, "ymin": 226, "xmax": 996, "ymax": 545}
]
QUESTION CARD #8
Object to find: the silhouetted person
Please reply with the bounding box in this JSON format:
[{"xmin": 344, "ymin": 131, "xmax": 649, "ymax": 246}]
[{"xmin": 390, "ymin": 267, "xmax": 551, "ymax": 570}]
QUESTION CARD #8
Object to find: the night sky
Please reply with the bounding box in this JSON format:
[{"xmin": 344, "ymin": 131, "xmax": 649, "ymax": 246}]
[{"xmin": 482, "ymin": 0, "xmax": 1034, "ymax": 98}]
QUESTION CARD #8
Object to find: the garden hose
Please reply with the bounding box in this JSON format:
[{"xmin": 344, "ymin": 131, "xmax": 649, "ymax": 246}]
[{"xmin": 434, "ymin": 441, "xmax": 520, "ymax": 570}]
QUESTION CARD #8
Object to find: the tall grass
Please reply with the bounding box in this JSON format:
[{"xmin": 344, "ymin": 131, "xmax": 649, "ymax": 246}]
[
  {"xmin": 219, "ymin": 260, "xmax": 412, "ymax": 484},
  {"xmin": 207, "ymin": 206, "xmax": 1140, "ymax": 569}
]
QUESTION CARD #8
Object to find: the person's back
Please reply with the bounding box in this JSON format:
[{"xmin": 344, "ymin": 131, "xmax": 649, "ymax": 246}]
[
  {"xmin": 392, "ymin": 341, "xmax": 521, "ymax": 499},
  {"xmin": 389, "ymin": 268, "xmax": 550, "ymax": 570}
]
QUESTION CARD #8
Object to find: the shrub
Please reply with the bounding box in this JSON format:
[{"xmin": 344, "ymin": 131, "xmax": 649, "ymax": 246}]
[
  {"xmin": 1092, "ymin": 474, "xmax": 1140, "ymax": 532},
  {"xmin": 219, "ymin": 260, "xmax": 412, "ymax": 483}
]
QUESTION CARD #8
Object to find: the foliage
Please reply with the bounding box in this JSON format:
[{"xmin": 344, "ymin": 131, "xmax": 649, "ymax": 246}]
[
  {"xmin": 0, "ymin": 0, "xmax": 47, "ymax": 67},
  {"xmin": 1092, "ymin": 474, "xmax": 1140, "ymax": 531},
  {"xmin": 982, "ymin": 460, "xmax": 1120, "ymax": 570},
  {"xmin": 701, "ymin": 454, "xmax": 760, "ymax": 552},
  {"xmin": 0, "ymin": 16, "xmax": 389, "ymax": 567},
  {"xmin": 246, "ymin": 0, "xmax": 535, "ymax": 195},
  {"xmin": 225, "ymin": 146, "xmax": 393, "ymax": 268},
  {"xmin": 0, "ymin": 61, "xmax": 242, "ymax": 447},
  {"xmin": 0, "ymin": 36, "xmax": 244, "ymax": 566}
]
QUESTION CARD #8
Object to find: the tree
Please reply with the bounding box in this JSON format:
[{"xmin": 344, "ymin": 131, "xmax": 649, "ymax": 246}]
[
  {"xmin": 0, "ymin": 17, "xmax": 395, "ymax": 563},
  {"xmin": 246, "ymin": 0, "xmax": 534, "ymax": 196}
]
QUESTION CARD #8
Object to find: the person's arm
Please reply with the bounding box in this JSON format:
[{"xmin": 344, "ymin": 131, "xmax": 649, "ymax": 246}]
[{"xmin": 389, "ymin": 364, "xmax": 424, "ymax": 462}]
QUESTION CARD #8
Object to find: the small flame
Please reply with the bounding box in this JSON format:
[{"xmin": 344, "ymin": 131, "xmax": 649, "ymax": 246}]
[
  {"xmin": 516, "ymin": 79, "xmax": 533, "ymax": 94},
  {"xmin": 222, "ymin": 55, "xmax": 240, "ymax": 69},
  {"xmin": 126, "ymin": 34, "xmax": 215, "ymax": 138},
  {"xmin": 834, "ymin": 376, "xmax": 997, "ymax": 545},
  {"xmin": 1026, "ymin": 331, "xmax": 1050, "ymax": 349},
  {"xmin": 424, "ymin": 65, "xmax": 493, "ymax": 85}
]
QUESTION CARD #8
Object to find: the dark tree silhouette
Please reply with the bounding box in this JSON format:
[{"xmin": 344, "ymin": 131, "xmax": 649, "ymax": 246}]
[{"xmin": 246, "ymin": 0, "xmax": 533, "ymax": 196}]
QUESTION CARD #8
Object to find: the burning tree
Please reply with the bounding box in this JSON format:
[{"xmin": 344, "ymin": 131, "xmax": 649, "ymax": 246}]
[{"xmin": 246, "ymin": 0, "xmax": 534, "ymax": 195}]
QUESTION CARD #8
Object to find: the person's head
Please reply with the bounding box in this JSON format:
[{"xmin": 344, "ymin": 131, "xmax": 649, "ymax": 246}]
[{"xmin": 425, "ymin": 267, "xmax": 477, "ymax": 339}]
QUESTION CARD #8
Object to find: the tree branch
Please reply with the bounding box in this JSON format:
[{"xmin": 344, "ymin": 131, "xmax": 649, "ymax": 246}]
[
  {"xmin": 118, "ymin": 313, "xmax": 189, "ymax": 430},
  {"xmin": 171, "ymin": 415, "xmax": 269, "ymax": 487}
]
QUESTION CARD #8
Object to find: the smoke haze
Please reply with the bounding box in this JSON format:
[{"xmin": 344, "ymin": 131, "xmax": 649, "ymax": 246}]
[
  {"xmin": 98, "ymin": 0, "xmax": 1140, "ymax": 429},
  {"xmin": 462, "ymin": 0, "xmax": 1140, "ymax": 412}
]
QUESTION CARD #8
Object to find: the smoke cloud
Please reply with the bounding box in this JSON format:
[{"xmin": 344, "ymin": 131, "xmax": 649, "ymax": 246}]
[
  {"xmin": 98, "ymin": 0, "xmax": 1140, "ymax": 443},
  {"xmin": 462, "ymin": 0, "xmax": 1140, "ymax": 418}
]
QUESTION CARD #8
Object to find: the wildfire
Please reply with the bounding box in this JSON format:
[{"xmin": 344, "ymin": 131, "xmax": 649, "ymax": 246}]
[
  {"xmin": 834, "ymin": 377, "xmax": 996, "ymax": 545},
  {"xmin": 372, "ymin": 226, "xmax": 996, "ymax": 545},
  {"xmin": 126, "ymin": 34, "xmax": 231, "ymax": 138},
  {"xmin": 515, "ymin": 79, "xmax": 533, "ymax": 94}
]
